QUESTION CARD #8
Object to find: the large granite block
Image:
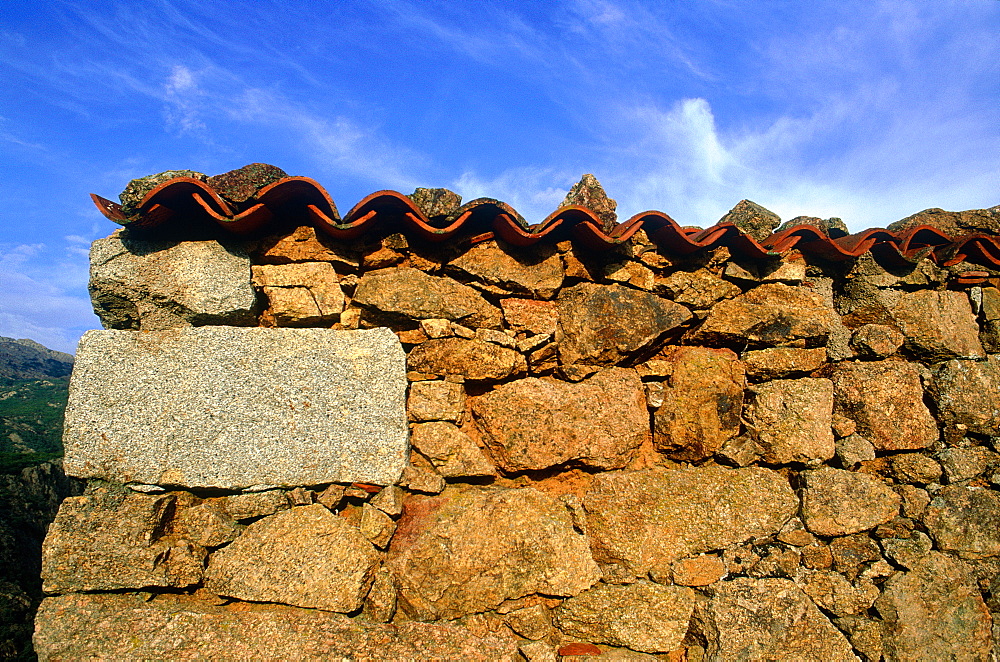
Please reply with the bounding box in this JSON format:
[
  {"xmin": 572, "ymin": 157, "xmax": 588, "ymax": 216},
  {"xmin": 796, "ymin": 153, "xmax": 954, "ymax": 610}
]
[{"xmin": 63, "ymin": 327, "xmax": 408, "ymax": 489}]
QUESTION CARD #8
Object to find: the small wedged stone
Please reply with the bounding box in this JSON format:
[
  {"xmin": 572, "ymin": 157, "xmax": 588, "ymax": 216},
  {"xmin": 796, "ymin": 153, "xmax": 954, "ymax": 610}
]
[
  {"xmin": 825, "ymin": 360, "xmax": 937, "ymax": 451},
  {"xmin": 501, "ymin": 298, "xmax": 558, "ymax": 335},
  {"xmin": 688, "ymin": 283, "xmax": 840, "ymax": 347},
  {"xmin": 937, "ymin": 446, "xmax": 998, "ymax": 483},
  {"xmin": 89, "ymin": 231, "xmax": 256, "ymax": 330},
  {"xmin": 449, "ymin": 240, "xmax": 564, "ymax": 299},
  {"xmin": 745, "ymin": 378, "xmax": 834, "ymax": 464},
  {"xmin": 204, "ymin": 504, "xmax": 380, "ymax": 612},
  {"xmin": 63, "ymin": 327, "xmax": 409, "ymax": 489},
  {"xmin": 696, "ymin": 577, "xmax": 856, "ymax": 661},
  {"xmin": 472, "ymin": 368, "xmax": 648, "ymax": 472},
  {"xmin": 33, "ymin": 593, "xmax": 520, "ymax": 661},
  {"xmin": 41, "ymin": 488, "xmax": 204, "ymax": 593},
  {"xmin": 584, "ymin": 467, "xmax": 797, "ymax": 577},
  {"xmin": 252, "ymin": 262, "xmax": 344, "ymax": 325},
  {"xmin": 801, "ymin": 467, "xmax": 901, "ymax": 537},
  {"xmin": 793, "ymin": 568, "xmax": 879, "ymax": 617},
  {"xmin": 562, "ymin": 173, "xmax": 618, "ymax": 231},
  {"xmin": 924, "ymin": 485, "xmax": 1000, "ymax": 558},
  {"xmin": 742, "ymin": 347, "xmax": 827, "ymax": 379},
  {"xmin": 406, "ymin": 337, "xmax": 527, "ymax": 381},
  {"xmin": 656, "ymin": 268, "xmax": 742, "ymax": 309},
  {"xmin": 850, "ymin": 323, "xmax": 904, "ymax": 358},
  {"xmin": 931, "ymin": 356, "xmax": 1000, "ymax": 437},
  {"xmin": 652, "ymin": 347, "xmax": 745, "ymax": 461},
  {"xmin": 206, "ymin": 163, "xmax": 288, "ymax": 203},
  {"xmin": 410, "ymin": 421, "xmax": 495, "ymax": 477},
  {"xmin": 223, "ymin": 490, "xmax": 288, "ymax": 521},
  {"xmin": 407, "ymin": 380, "xmax": 466, "ymax": 422},
  {"xmin": 556, "ymin": 283, "xmax": 692, "ymax": 365},
  {"xmin": 718, "ymin": 199, "xmax": 781, "ymax": 242},
  {"xmin": 889, "ymin": 453, "xmax": 941, "ymax": 485},
  {"xmin": 387, "ymin": 486, "xmax": 600, "ymax": 621},
  {"xmin": 251, "ymin": 224, "xmax": 361, "ymax": 268},
  {"xmin": 353, "ymin": 267, "xmax": 502, "ymax": 328},
  {"xmin": 875, "ymin": 552, "xmax": 992, "ymax": 662},
  {"xmin": 174, "ymin": 500, "xmax": 240, "ymax": 548},
  {"xmin": 553, "ymin": 582, "xmax": 695, "ymax": 654}
]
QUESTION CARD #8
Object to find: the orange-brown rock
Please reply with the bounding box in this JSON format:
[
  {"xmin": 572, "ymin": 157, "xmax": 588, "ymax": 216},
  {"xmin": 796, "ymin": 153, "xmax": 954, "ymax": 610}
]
[
  {"xmin": 449, "ymin": 241, "xmax": 564, "ymax": 299},
  {"xmin": 472, "ymin": 368, "xmax": 648, "ymax": 472},
  {"xmin": 671, "ymin": 555, "xmax": 726, "ymax": 586},
  {"xmin": 931, "ymin": 356, "xmax": 1000, "ymax": 436},
  {"xmin": 745, "ymin": 377, "xmax": 835, "ymax": 464},
  {"xmin": 387, "ymin": 486, "xmax": 599, "ymax": 621},
  {"xmin": 924, "ymin": 485, "xmax": 1000, "ymax": 558},
  {"xmin": 410, "ymin": 421, "xmax": 495, "ymax": 478},
  {"xmin": 826, "ymin": 360, "xmax": 937, "ymax": 451},
  {"xmin": 688, "ymin": 283, "xmax": 839, "ymax": 347},
  {"xmin": 252, "ymin": 224, "xmax": 361, "ymax": 268},
  {"xmin": 652, "ymin": 347, "xmax": 745, "ymax": 461},
  {"xmin": 556, "ymin": 283, "xmax": 691, "ymax": 365},
  {"xmin": 884, "ymin": 290, "xmax": 984, "ymax": 360},
  {"xmin": 742, "ymin": 347, "xmax": 827, "ymax": 380},
  {"xmin": 501, "ymin": 298, "xmax": 559, "ymax": 335},
  {"xmin": 800, "ymin": 468, "xmax": 901, "ymax": 536},
  {"xmin": 406, "ymin": 338, "xmax": 526, "ymax": 381},
  {"xmin": 353, "ymin": 267, "xmax": 502, "ymax": 328}
]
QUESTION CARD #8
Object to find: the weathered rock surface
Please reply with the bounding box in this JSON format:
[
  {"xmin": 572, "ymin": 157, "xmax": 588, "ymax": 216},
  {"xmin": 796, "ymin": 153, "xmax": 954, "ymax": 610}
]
[
  {"xmin": 924, "ymin": 485, "xmax": 1000, "ymax": 558},
  {"xmin": 889, "ymin": 453, "xmax": 942, "ymax": 485},
  {"xmin": 33, "ymin": 593, "xmax": 520, "ymax": 661},
  {"xmin": 223, "ymin": 490, "xmax": 289, "ymax": 521},
  {"xmin": 742, "ymin": 347, "xmax": 827, "ymax": 379},
  {"xmin": 653, "ymin": 347, "xmax": 745, "ymax": 461},
  {"xmin": 671, "ymin": 555, "xmax": 726, "ymax": 586},
  {"xmin": 556, "ymin": 283, "xmax": 691, "ymax": 365},
  {"xmin": 387, "ymin": 486, "xmax": 600, "ymax": 620},
  {"xmin": 252, "ymin": 224, "xmax": 360, "ymax": 268},
  {"xmin": 938, "ymin": 446, "xmax": 998, "ymax": 482},
  {"xmin": 793, "ymin": 568, "xmax": 879, "ymax": 617},
  {"xmin": 118, "ymin": 170, "xmax": 206, "ymax": 215},
  {"xmin": 407, "ymin": 337, "xmax": 526, "ymax": 381},
  {"xmin": 407, "ymin": 379, "xmax": 466, "ymax": 422},
  {"xmin": 501, "ymin": 298, "xmax": 558, "ymax": 335},
  {"xmin": 353, "ymin": 267, "xmax": 502, "ymax": 328},
  {"xmin": 875, "ymin": 552, "xmax": 992, "ymax": 662},
  {"xmin": 408, "ymin": 187, "xmax": 463, "ymax": 218},
  {"xmin": 696, "ymin": 577, "xmax": 856, "ymax": 661},
  {"xmin": 473, "ymin": 368, "xmax": 648, "ymax": 472},
  {"xmin": 252, "ymin": 262, "xmax": 344, "ymax": 325},
  {"xmin": 206, "ymin": 163, "xmax": 287, "ymax": 203},
  {"xmin": 718, "ymin": 199, "xmax": 781, "ymax": 242},
  {"xmin": 41, "ymin": 488, "xmax": 204, "ymax": 593},
  {"xmin": 931, "ymin": 357, "xmax": 1000, "ymax": 436},
  {"xmin": 801, "ymin": 468, "xmax": 901, "ymax": 536},
  {"xmin": 657, "ymin": 268, "xmax": 741, "ymax": 309},
  {"xmin": 63, "ymin": 327, "xmax": 408, "ymax": 489},
  {"xmin": 205, "ymin": 504, "xmax": 380, "ymax": 612},
  {"xmin": 584, "ymin": 468, "xmax": 797, "ymax": 576},
  {"xmin": 449, "ymin": 241, "xmax": 564, "ymax": 298},
  {"xmin": 562, "ymin": 173, "xmax": 618, "ymax": 230},
  {"xmin": 553, "ymin": 582, "xmax": 695, "ymax": 653},
  {"xmin": 89, "ymin": 231, "xmax": 256, "ymax": 330},
  {"xmin": 826, "ymin": 360, "xmax": 937, "ymax": 451},
  {"xmin": 885, "ymin": 289, "xmax": 985, "ymax": 360},
  {"xmin": 689, "ymin": 283, "xmax": 839, "ymax": 347},
  {"xmin": 745, "ymin": 378, "xmax": 835, "ymax": 464},
  {"xmin": 851, "ymin": 323, "xmax": 904, "ymax": 358},
  {"xmin": 410, "ymin": 422, "xmax": 495, "ymax": 477},
  {"xmin": 174, "ymin": 500, "xmax": 240, "ymax": 548}
]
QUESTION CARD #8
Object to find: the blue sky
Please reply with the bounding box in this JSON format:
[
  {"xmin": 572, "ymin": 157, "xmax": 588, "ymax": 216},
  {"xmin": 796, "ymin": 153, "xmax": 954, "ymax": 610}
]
[{"xmin": 1, "ymin": 0, "xmax": 998, "ymax": 353}]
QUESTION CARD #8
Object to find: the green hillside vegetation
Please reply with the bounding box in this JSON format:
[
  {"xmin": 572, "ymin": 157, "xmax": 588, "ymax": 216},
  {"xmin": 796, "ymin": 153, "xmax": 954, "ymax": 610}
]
[{"xmin": 0, "ymin": 376, "xmax": 69, "ymax": 474}]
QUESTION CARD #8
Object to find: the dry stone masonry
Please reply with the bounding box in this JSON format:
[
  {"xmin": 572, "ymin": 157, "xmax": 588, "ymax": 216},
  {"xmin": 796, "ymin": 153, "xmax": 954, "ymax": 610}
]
[{"xmin": 33, "ymin": 165, "xmax": 1000, "ymax": 660}]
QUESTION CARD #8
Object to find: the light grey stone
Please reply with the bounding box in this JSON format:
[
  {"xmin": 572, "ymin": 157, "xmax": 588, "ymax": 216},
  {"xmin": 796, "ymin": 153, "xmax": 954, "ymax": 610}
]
[
  {"xmin": 89, "ymin": 230, "xmax": 256, "ymax": 330},
  {"xmin": 63, "ymin": 327, "xmax": 409, "ymax": 489}
]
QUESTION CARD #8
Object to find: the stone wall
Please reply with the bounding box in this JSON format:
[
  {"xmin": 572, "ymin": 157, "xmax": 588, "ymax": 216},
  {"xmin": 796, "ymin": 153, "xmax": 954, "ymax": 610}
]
[{"xmin": 34, "ymin": 206, "xmax": 1000, "ymax": 660}]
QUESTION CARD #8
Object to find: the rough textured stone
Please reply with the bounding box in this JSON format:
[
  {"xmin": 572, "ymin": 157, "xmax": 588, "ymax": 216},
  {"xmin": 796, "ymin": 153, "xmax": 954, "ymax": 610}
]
[
  {"xmin": 473, "ymin": 368, "xmax": 648, "ymax": 472},
  {"xmin": 745, "ymin": 378, "xmax": 834, "ymax": 464},
  {"xmin": 718, "ymin": 199, "xmax": 781, "ymax": 242},
  {"xmin": 553, "ymin": 582, "xmax": 695, "ymax": 654},
  {"xmin": 118, "ymin": 170, "xmax": 206, "ymax": 216},
  {"xmin": 407, "ymin": 379, "xmax": 466, "ymax": 422},
  {"xmin": 889, "ymin": 453, "xmax": 941, "ymax": 485},
  {"xmin": 556, "ymin": 283, "xmax": 691, "ymax": 365},
  {"xmin": 359, "ymin": 503, "xmax": 397, "ymax": 549},
  {"xmin": 503, "ymin": 604, "xmax": 552, "ymax": 640},
  {"xmin": 41, "ymin": 488, "xmax": 204, "ymax": 593},
  {"xmin": 876, "ymin": 552, "xmax": 992, "ymax": 662},
  {"xmin": 501, "ymin": 298, "xmax": 558, "ymax": 335},
  {"xmin": 657, "ymin": 268, "xmax": 741, "ymax": 309},
  {"xmin": 696, "ymin": 578, "xmax": 856, "ymax": 661},
  {"xmin": 174, "ymin": 500, "xmax": 240, "ymax": 548},
  {"xmin": 450, "ymin": 241, "xmax": 564, "ymax": 298},
  {"xmin": 397, "ymin": 463, "xmax": 445, "ymax": 494},
  {"xmin": 653, "ymin": 347, "xmax": 745, "ymax": 461},
  {"xmin": 834, "ymin": 434, "xmax": 876, "ymax": 468},
  {"xmin": 223, "ymin": 490, "xmax": 288, "ymax": 521},
  {"xmin": 252, "ymin": 224, "xmax": 360, "ymax": 268},
  {"xmin": 888, "ymin": 205, "xmax": 1000, "ymax": 236},
  {"xmin": 408, "ymin": 187, "xmax": 462, "ymax": 218},
  {"xmin": 406, "ymin": 337, "xmax": 526, "ymax": 381},
  {"xmin": 89, "ymin": 231, "xmax": 256, "ymax": 330},
  {"xmin": 353, "ymin": 267, "xmax": 502, "ymax": 328},
  {"xmin": 742, "ymin": 347, "xmax": 827, "ymax": 380},
  {"xmin": 931, "ymin": 357, "xmax": 1000, "ymax": 436},
  {"xmin": 886, "ymin": 290, "xmax": 985, "ymax": 360},
  {"xmin": 34, "ymin": 593, "xmax": 519, "ymax": 661},
  {"xmin": 410, "ymin": 421, "xmax": 495, "ymax": 477},
  {"xmin": 63, "ymin": 327, "xmax": 409, "ymax": 489},
  {"xmin": 880, "ymin": 531, "xmax": 933, "ymax": 570},
  {"xmin": 801, "ymin": 468, "xmax": 901, "ymax": 536},
  {"xmin": 206, "ymin": 163, "xmax": 287, "ymax": 203},
  {"xmin": 387, "ymin": 486, "xmax": 600, "ymax": 620},
  {"xmin": 205, "ymin": 504, "xmax": 379, "ymax": 612},
  {"xmin": 793, "ymin": 568, "xmax": 879, "ymax": 617},
  {"xmin": 603, "ymin": 260, "xmax": 655, "ymax": 290},
  {"xmin": 833, "ymin": 615, "xmax": 885, "ymax": 662},
  {"xmin": 584, "ymin": 468, "xmax": 797, "ymax": 576},
  {"xmin": 826, "ymin": 360, "xmax": 937, "ymax": 451},
  {"xmin": 562, "ymin": 173, "xmax": 618, "ymax": 231},
  {"xmin": 689, "ymin": 283, "xmax": 839, "ymax": 347},
  {"xmin": 924, "ymin": 485, "xmax": 1000, "ymax": 557},
  {"xmin": 938, "ymin": 446, "xmax": 998, "ymax": 482},
  {"xmin": 851, "ymin": 323, "xmax": 904, "ymax": 358},
  {"xmin": 370, "ymin": 485, "xmax": 404, "ymax": 516},
  {"xmin": 671, "ymin": 555, "xmax": 726, "ymax": 586},
  {"xmin": 252, "ymin": 262, "xmax": 344, "ymax": 325}
]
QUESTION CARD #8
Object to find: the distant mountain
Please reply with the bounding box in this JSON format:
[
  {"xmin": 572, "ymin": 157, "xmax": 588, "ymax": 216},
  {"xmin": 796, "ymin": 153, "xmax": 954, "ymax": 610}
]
[
  {"xmin": 0, "ymin": 337, "xmax": 73, "ymax": 380},
  {"xmin": 0, "ymin": 337, "xmax": 73, "ymax": 473}
]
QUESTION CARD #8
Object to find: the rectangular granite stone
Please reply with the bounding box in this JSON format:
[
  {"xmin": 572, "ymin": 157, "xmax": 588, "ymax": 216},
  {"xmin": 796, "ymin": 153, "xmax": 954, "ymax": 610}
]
[{"xmin": 63, "ymin": 326, "xmax": 408, "ymax": 489}]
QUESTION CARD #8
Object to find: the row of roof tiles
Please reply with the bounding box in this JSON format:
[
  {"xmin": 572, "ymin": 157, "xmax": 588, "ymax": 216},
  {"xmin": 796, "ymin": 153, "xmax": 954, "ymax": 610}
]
[{"xmin": 90, "ymin": 169, "xmax": 1000, "ymax": 274}]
